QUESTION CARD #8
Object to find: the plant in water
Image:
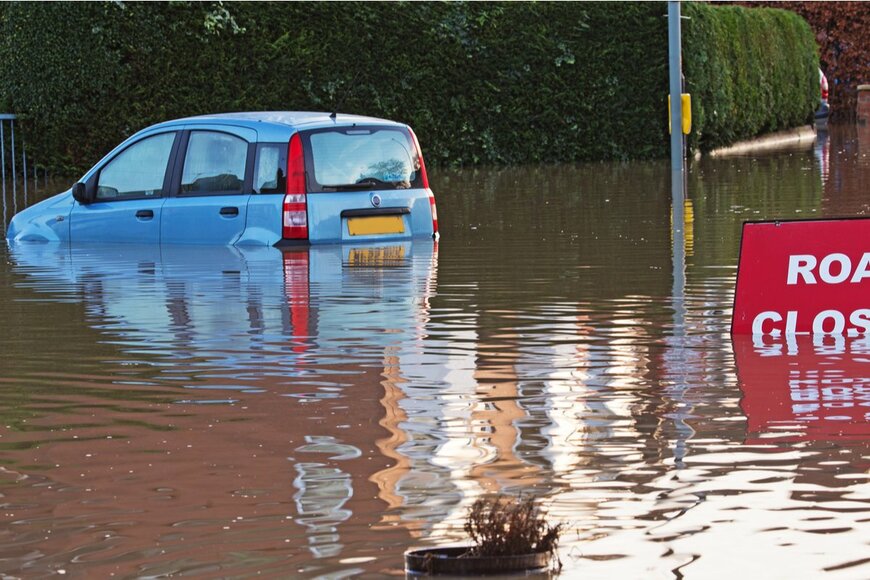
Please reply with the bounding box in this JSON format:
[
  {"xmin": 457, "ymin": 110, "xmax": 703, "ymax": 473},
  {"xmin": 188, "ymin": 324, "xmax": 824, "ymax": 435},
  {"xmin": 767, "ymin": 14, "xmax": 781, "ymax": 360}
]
[{"xmin": 462, "ymin": 495, "xmax": 562, "ymax": 563}]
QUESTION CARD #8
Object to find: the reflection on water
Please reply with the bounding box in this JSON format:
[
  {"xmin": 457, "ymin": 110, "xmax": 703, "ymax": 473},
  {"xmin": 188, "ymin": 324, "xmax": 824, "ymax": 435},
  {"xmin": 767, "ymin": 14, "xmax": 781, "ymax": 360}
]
[
  {"xmin": 0, "ymin": 125, "xmax": 868, "ymax": 578},
  {"xmin": 737, "ymin": 335, "xmax": 870, "ymax": 442}
]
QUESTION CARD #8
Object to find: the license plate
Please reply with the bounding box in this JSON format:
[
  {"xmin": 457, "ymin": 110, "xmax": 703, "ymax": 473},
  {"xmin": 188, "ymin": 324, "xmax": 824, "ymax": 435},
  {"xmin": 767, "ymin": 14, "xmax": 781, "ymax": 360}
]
[
  {"xmin": 347, "ymin": 215, "xmax": 405, "ymax": 236},
  {"xmin": 347, "ymin": 245, "xmax": 406, "ymax": 267}
]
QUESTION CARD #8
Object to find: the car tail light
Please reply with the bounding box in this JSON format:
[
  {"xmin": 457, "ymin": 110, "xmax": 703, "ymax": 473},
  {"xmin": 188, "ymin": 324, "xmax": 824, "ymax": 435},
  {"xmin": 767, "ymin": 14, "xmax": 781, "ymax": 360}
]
[
  {"xmin": 410, "ymin": 128, "xmax": 438, "ymax": 237},
  {"xmin": 283, "ymin": 133, "xmax": 308, "ymax": 240},
  {"xmin": 409, "ymin": 128, "xmax": 430, "ymax": 189},
  {"xmin": 821, "ymin": 74, "xmax": 829, "ymax": 101},
  {"xmin": 283, "ymin": 193, "xmax": 308, "ymax": 239},
  {"xmin": 428, "ymin": 190, "xmax": 439, "ymax": 237}
]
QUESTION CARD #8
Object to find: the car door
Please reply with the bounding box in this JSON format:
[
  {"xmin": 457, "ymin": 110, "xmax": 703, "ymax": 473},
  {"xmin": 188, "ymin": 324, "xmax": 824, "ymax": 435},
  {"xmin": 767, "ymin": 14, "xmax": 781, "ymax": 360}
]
[
  {"xmin": 160, "ymin": 125, "xmax": 257, "ymax": 245},
  {"xmin": 70, "ymin": 131, "xmax": 178, "ymax": 244}
]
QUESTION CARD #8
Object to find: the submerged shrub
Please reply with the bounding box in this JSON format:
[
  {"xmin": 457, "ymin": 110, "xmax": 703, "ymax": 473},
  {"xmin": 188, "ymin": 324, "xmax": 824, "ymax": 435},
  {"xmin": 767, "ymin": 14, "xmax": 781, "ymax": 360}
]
[{"xmin": 463, "ymin": 495, "xmax": 562, "ymax": 559}]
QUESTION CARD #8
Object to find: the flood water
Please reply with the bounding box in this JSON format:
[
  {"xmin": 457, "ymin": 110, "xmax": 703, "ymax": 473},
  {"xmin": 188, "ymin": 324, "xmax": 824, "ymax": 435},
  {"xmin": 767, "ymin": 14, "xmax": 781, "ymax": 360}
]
[{"xmin": 1, "ymin": 125, "xmax": 868, "ymax": 578}]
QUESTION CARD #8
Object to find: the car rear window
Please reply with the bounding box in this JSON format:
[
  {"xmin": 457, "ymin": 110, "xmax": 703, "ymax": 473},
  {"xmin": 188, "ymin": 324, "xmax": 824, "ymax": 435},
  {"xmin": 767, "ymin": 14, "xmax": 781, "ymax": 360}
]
[{"xmin": 304, "ymin": 126, "xmax": 424, "ymax": 192}]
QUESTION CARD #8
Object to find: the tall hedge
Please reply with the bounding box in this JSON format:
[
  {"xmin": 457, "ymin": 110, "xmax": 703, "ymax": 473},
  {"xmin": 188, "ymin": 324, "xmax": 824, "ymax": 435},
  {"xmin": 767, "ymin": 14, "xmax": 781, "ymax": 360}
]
[
  {"xmin": 0, "ymin": 2, "xmax": 817, "ymax": 174},
  {"xmin": 683, "ymin": 2, "xmax": 819, "ymax": 151}
]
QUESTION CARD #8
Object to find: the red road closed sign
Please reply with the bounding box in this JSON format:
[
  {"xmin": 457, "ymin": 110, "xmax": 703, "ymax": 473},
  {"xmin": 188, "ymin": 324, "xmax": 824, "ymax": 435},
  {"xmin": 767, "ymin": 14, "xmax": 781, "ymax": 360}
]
[{"xmin": 733, "ymin": 219, "xmax": 870, "ymax": 335}]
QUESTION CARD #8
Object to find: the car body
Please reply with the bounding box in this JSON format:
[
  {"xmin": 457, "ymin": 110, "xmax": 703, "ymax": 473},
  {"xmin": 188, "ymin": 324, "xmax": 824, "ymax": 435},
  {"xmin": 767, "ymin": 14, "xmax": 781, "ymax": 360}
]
[{"xmin": 6, "ymin": 112, "xmax": 439, "ymax": 245}]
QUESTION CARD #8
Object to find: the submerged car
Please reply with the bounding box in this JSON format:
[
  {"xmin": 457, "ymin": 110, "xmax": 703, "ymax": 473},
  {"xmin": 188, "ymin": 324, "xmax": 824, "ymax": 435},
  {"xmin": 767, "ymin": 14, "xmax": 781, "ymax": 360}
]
[{"xmin": 6, "ymin": 112, "xmax": 439, "ymax": 245}]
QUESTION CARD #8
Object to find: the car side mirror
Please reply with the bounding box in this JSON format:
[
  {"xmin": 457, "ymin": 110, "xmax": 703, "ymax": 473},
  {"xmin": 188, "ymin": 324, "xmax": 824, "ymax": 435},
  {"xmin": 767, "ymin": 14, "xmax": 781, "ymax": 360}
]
[{"xmin": 72, "ymin": 182, "xmax": 92, "ymax": 205}]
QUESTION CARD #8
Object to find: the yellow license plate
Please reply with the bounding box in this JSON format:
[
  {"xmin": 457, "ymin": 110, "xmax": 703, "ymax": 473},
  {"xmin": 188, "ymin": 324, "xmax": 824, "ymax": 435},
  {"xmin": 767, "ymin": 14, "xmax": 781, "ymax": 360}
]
[
  {"xmin": 347, "ymin": 215, "xmax": 405, "ymax": 236},
  {"xmin": 347, "ymin": 245, "xmax": 406, "ymax": 267}
]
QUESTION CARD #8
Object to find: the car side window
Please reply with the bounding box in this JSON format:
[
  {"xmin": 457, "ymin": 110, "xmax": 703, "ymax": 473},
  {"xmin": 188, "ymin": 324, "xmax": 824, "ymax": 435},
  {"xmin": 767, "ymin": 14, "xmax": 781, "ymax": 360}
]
[
  {"xmin": 181, "ymin": 131, "xmax": 248, "ymax": 195},
  {"xmin": 253, "ymin": 143, "xmax": 287, "ymax": 194},
  {"xmin": 96, "ymin": 132, "xmax": 176, "ymax": 201}
]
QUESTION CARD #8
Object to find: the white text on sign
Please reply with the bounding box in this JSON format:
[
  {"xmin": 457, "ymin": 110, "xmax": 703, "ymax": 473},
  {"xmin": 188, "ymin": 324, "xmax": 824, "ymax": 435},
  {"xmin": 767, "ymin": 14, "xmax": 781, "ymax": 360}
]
[
  {"xmin": 787, "ymin": 253, "xmax": 870, "ymax": 285},
  {"xmin": 754, "ymin": 251, "xmax": 870, "ymax": 335},
  {"xmin": 752, "ymin": 309, "xmax": 870, "ymax": 336}
]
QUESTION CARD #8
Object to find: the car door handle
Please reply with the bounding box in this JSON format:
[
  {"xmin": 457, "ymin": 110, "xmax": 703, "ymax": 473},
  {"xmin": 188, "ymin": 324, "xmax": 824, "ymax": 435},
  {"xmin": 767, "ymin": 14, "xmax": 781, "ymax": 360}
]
[
  {"xmin": 135, "ymin": 209, "xmax": 154, "ymax": 220},
  {"xmin": 220, "ymin": 206, "xmax": 239, "ymax": 217}
]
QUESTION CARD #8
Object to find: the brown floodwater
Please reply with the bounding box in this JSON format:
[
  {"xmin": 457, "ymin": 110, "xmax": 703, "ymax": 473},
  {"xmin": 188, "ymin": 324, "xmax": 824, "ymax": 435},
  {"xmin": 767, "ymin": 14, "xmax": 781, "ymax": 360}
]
[{"xmin": 1, "ymin": 125, "xmax": 868, "ymax": 578}]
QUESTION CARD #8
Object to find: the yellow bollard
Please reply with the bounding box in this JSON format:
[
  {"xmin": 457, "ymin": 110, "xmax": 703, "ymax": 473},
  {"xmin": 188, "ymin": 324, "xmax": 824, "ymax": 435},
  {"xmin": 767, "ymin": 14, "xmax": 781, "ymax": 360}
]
[{"xmin": 668, "ymin": 93, "xmax": 692, "ymax": 135}]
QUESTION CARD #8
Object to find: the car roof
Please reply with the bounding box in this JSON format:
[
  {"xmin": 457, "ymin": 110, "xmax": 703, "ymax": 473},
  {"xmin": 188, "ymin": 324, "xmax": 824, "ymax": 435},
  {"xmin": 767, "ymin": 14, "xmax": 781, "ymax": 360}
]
[
  {"xmin": 145, "ymin": 111, "xmax": 405, "ymax": 138},
  {"xmin": 79, "ymin": 111, "xmax": 413, "ymax": 181}
]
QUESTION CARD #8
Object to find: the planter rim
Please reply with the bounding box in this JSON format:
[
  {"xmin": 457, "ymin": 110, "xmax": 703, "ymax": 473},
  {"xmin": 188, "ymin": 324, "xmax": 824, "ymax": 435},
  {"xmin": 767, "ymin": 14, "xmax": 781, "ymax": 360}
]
[{"xmin": 405, "ymin": 545, "xmax": 553, "ymax": 576}]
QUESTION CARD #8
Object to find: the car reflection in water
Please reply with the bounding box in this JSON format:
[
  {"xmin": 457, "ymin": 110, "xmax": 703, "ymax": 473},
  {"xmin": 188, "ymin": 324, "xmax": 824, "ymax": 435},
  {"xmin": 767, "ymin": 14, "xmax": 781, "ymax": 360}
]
[
  {"xmin": 8, "ymin": 239, "xmax": 438, "ymax": 565},
  {"xmin": 735, "ymin": 334, "xmax": 870, "ymax": 443},
  {"xmin": 10, "ymin": 240, "xmax": 436, "ymax": 371}
]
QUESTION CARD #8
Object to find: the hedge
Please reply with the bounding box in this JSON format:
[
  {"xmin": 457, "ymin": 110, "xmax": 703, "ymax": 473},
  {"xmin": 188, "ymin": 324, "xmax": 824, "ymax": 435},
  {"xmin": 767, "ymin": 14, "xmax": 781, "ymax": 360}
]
[
  {"xmin": 0, "ymin": 2, "xmax": 818, "ymax": 174},
  {"xmin": 683, "ymin": 2, "xmax": 819, "ymax": 151}
]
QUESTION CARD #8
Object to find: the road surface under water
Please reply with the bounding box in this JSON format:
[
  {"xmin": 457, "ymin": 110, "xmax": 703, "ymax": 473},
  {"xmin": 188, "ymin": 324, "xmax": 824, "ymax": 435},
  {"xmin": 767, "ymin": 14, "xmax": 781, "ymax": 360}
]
[{"xmin": 0, "ymin": 125, "xmax": 868, "ymax": 578}]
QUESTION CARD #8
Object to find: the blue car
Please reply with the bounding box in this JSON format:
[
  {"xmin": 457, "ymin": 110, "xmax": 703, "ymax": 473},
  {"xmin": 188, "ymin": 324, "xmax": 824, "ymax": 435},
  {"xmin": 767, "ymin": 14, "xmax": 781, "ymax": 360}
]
[{"xmin": 6, "ymin": 112, "xmax": 439, "ymax": 245}]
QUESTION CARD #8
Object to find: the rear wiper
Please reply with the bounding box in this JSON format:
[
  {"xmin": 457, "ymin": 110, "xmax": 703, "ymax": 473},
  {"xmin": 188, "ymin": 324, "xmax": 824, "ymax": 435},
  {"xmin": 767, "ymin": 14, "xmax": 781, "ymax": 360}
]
[
  {"xmin": 322, "ymin": 182, "xmax": 375, "ymax": 191},
  {"xmin": 321, "ymin": 177, "xmax": 388, "ymax": 191}
]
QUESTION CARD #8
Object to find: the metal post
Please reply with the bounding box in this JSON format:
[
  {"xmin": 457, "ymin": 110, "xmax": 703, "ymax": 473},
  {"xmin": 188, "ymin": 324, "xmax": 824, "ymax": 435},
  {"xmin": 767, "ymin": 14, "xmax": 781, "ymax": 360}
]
[
  {"xmin": 668, "ymin": 0, "xmax": 690, "ymax": 465},
  {"xmin": 1, "ymin": 121, "xmax": 5, "ymax": 230},
  {"xmin": 668, "ymin": 1, "xmax": 684, "ymax": 174},
  {"xmin": 10, "ymin": 118, "xmax": 17, "ymax": 203},
  {"xmin": 1, "ymin": 121, "xmax": 5, "ymax": 199},
  {"xmin": 22, "ymin": 137, "xmax": 28, "ymax": 205},
  {"xmin": 1, "ymin": 169, "xmax": 6, "ymax": 232}
]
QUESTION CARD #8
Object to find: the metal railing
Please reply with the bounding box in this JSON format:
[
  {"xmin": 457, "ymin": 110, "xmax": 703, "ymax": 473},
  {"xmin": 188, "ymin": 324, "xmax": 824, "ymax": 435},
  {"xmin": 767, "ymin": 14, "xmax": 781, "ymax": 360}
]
[{"xmin": 2, "ymin": 114, "xmax": 49, "ymax": 228}]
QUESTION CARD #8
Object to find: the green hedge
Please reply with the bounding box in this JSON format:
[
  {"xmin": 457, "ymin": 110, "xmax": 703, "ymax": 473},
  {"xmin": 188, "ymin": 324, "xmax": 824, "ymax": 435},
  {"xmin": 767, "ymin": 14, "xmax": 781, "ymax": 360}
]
[
  {"xmin": 0, "ymin": 2, "xmax": 817, "ymax": 174},
  {"xmin": 683, "ymin": 3, "xmax": 819, "ymax": 152}
]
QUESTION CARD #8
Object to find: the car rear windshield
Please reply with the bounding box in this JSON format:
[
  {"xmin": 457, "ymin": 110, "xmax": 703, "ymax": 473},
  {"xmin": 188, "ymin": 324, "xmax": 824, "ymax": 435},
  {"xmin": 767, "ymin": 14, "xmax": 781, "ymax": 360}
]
[{"xmin": 304, "ymin": 126, "xmax": 424, "ymax": 193}]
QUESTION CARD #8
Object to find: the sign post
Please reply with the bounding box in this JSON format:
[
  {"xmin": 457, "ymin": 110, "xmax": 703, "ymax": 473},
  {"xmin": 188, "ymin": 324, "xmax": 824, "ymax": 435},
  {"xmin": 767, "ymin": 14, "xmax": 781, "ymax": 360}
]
[{"xmin": 668, "ymin": 1, "xmax": 684, "ymax": 174}]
